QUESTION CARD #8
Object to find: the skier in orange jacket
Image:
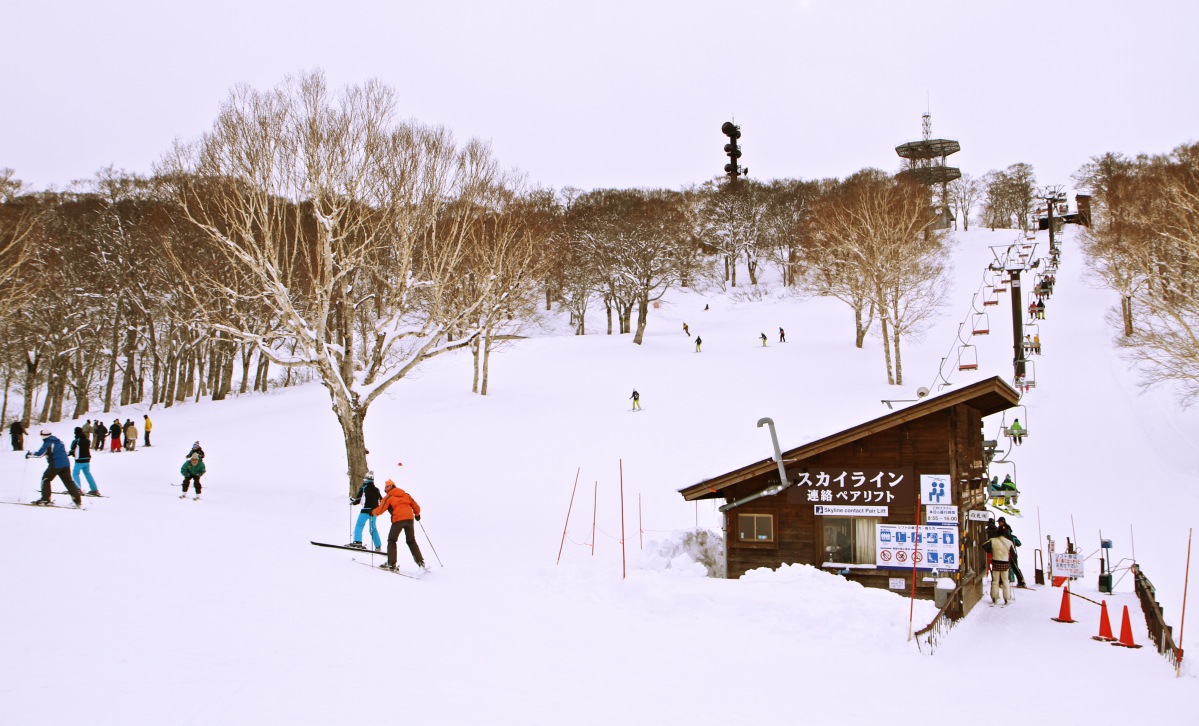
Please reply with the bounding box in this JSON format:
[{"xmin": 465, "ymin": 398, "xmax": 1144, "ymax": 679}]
[{"xmin": 372, "ymin": 479, "xmax": 427, "ymax": 572}]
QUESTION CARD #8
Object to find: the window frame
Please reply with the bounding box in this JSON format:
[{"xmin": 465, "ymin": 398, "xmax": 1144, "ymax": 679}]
[{"xmin": 736, "ymin": 513, "xmax": 776, "ymax": 545}]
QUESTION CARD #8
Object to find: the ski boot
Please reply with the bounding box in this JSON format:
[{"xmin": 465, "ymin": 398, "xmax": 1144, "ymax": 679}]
[
  {"xmin": 31, "ymin": 498, "xmax": 52, "ymax": 506},
  {"xmin": 378, "ymin": 563, "xmax": 397, "ymax": 571},
  {"xmin": 346, "ymin": 542, "xmax": 366, "ymax": 550}
]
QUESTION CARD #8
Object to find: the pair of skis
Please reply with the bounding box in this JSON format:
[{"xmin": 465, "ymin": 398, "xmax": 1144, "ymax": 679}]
[
  {"xmin": 0, "ymin": 500, "xmax": 86, "ymax": 510},
  {"xmin": 310, "ymin": 541, "xmax": 425, "ymax": 579}
]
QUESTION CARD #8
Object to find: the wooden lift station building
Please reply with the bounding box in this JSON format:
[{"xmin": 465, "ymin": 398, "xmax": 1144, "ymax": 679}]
[{"xmin": 678, "ymin": 376, "xmax": 1020, "ymax": 611}]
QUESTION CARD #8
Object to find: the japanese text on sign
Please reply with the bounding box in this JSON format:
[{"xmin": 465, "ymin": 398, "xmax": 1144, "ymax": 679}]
[
  {"xmin": 785, "ymin": 468, "xmax": 914, "ymax": 506},
  {"xmin": 1052, "ymin": 553, "xmax": 1084, "ymax": 578}
]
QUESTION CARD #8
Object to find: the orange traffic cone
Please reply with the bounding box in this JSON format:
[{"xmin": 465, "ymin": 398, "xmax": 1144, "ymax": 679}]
[
  {"xmin": 1092, "ymin": 600, "xmax": 1115, "ymax": 641},
  {"xmin": 1051, "ymin": 583, "xmax": 1076, "ymax": 623},
  {"xmin": 1111, "ymin": 605, "xmax": 1143, "ymax": 648}
]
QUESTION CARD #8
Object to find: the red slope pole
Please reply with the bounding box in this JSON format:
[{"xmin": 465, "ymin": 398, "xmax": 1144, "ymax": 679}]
[
  {"xmin": 620, "ymin": 459, "xmax": 627, "ymax": 580},
  {"xmin": 556, "ymin": 467, "xmax": 581, "ymax": 565},
  {"xmin": 908, "ymin": 498, "xmax": 923, "ymax": 641}
]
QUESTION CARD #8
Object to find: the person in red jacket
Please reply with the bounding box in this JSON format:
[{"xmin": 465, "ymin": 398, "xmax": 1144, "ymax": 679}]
[{"xmin": 372, "ymin": 479, "xmax": 426, "ymax": 572}]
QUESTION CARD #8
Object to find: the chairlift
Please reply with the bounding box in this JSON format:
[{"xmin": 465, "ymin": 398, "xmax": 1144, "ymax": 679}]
[
  {"xmin": 958, "ymin": 344, "xmax": 979, "ymax": 371},
  {"xmin": 1000, "ymin": 404, "xmax": 1029, "ymax": 441},
  {"xmin": 983, "ymin": 290, "xmax": 999, "ymax": 307},
  {"xmin": 986, "ymin": 459, "xmax": 1020, "ymax": 510},
  {"xmin": 972, "ymin": 312, "xmax": 990, "ymax": 335}
]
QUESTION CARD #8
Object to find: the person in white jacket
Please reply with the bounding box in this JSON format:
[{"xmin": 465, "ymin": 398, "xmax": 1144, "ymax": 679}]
[{"xmin": 988, "ymin": 530, "xmax": 1015, "ymax": 605}]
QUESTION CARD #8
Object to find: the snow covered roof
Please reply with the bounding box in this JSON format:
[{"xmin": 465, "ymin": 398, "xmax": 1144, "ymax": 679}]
[{"xmin": 678, "ymin": 375, "xmax": 1019, "ymax": 501}]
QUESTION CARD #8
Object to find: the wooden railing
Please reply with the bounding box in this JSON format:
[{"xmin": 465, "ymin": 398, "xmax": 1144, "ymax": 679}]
[
  {"xmin": 913, "ymin": 579, "xmax": 967, "ymax": 655},
  {"xmin": 1133, "ymin": 565, "xmax": 1184, "ymax": 672}
]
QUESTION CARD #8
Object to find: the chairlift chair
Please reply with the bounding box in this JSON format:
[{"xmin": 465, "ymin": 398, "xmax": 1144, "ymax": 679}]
[
  {"xmin": 958, "ymin": 344, "xmax": 979, "ymax": 371},
  {"xmin": 983, "ymin": 290, "xmax": 999, "ymax": 307},
  {"xmin": 972, "ymin": 312, "xmax": 990, "ymax": 335}
]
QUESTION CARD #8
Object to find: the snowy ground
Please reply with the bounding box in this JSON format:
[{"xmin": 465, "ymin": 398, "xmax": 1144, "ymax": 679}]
[{"xmin": 1, "ymin": 225, "xmax": 1196, "ymax": 725}]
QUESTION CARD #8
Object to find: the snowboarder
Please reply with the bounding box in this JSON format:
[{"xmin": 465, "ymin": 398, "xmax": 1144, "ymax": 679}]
[
  {"xmin": 9, "ymin": 419, "xmax": 25, "ymax": 451},
  {"xmin": 778, "ymin": 327, "xmax": 785, "ymax": 343},
  {"xmin": 69, "ymin": 426, "xmax": 100, "ymax": 496},
  {"xmin": 682, "ymin": 322, "xmax": 690, "ymax": 337},
  {"xmin": 630, "ymin": 389, "xmax": 641, "ymax": 411},
  {"xmin": 180, "ymin": 452, "xmax": 205, "ymax": 500},
  {"xmin": 123, "ymin": 419, "xmax": 137, "ymax": 451},
  {"xmin": 108, "ymin": 420, "xmax": 122, "ymax": 453},
  {"xmin": 1008, "ymin": 419, "xmax": 1024, "ymax": 445},
  {"xmin": 760, "ymin": 332, "xmax": 767, "ymax": 347},
  {"xmin": 28, "ymin": 430, "xmax": 82, "ymax": 507},
  {"xmin": 996, "ymin": 517, "xmax": 1026, "ymax": 588},
  {"xmin": 372, "ymin": 479, "xmax": 426, "ymax": 572},
  {"xmin": 987, "ymin": 528, "xmax": 1015, "ymax": 605},
  {"xmin": 143, "ymin": 414, "xmax": 152, "ymax": 447},
  {"xmin": 348, "ymin": 472, "xmax": 383, "ymax": 551},
  {"xmin": 695, "ymin": 336, "xmax": 702, "ymax": 353}
]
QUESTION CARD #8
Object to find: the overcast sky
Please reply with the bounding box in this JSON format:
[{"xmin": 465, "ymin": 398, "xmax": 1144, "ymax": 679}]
[{"xmin": 3, "ymin": 0, "xmax": 1196, "ymax": 195}]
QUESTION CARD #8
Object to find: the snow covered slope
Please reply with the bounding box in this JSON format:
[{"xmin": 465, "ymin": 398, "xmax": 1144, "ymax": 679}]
[{"xmin": 1, "ymin": 225, "xmax": 1195, "ymax": 725}]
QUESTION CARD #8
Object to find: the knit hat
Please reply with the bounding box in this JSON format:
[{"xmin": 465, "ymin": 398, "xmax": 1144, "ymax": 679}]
[
  {"xmin": 190, "ymin": 453, "xmax": 200, "ymax": 461},
  {"xmin": 40, "ymin": 430, "xmax": 50, "ymax": 437},
  {"xmin": 385, "ymin": 479, "xmax": 395, "ymax": 490},
  {"xmin": 364, "ymin": 470, "xmax": 375, "ymax": 483},
  {"xmin": 193, "ymin": 441, "xmax": 201, "ymax": 448}
]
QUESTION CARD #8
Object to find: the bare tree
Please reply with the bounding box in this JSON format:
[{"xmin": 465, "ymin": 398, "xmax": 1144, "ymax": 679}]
[
  {"xmin": 1081, "ymin": 143, "xmax": 1199, "ymax": 403},
  {"xmin": 159, "ymin": 71, "xmax": 521, "ymax": 493},
  {"xmin": 805, "ymin": 170, "xmax": 951, "ymax": 383},
  {"xmin": 948, "ymin": 173, "xmax": 981, "ymax": 231}
]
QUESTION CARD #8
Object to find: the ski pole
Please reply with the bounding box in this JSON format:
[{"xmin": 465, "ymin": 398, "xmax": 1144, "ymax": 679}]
[{"xmin": 418, "ymin": 520, "xmax": 442, "ymax": 567}]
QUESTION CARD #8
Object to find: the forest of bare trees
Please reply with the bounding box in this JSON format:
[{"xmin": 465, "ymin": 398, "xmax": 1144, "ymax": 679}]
[
  {"xmin": 1076, "ymin": 143, "xmax": 1199, "ymax": 403},
  {"xmin": 0, "ymin": 72, "xmax": 988, "ymax": 490}
]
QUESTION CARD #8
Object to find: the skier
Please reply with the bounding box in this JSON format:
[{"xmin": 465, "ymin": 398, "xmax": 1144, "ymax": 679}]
[
  {"xmin": 760, "ymin": 333, "xmax": 767, "ymax": 347},
  {"xmin": 28, "ymin": 430, "xmax": 82, "ymax": 507},
  {"xmin": 987, "ymin": 527, "xmax": 1015, "ymax": 605},
  {"xmin": 695, "ymin": 336, "xmax": 702, "ymax": 353},
  {"xmin": 108, "ymin": 420, "xmax": 122, "ymax": 453},
  {"xmin": 92, "ymin": 419, "xmax": 106, "ymax": 451},
  {"xmin": 1032, "ymin": 335, "xmax": 1041, "ymax": 355},
  {"xmin": 1008, "ymin": 418, "xmax": 1024, "ymax": 445},
  {"xmin": 682, "ymin": 322, "xmax": 690, "ymax": 337},
  {"xmin": 372, "ymin": 479, "xmax": 426, "ymax": 572},
  {"xmin": 347, "ymin": 472, "xmax": 383, "ymax": 551},
  {"xmin": 630, "ymin": 389, "xmax": 641, "ymax": 411},
  {"xmin": 186, "ymin": 441, "xmax": 206, "ymax": 460},
  {"xmin": 9, "ymin": 419, "xmax": 25, "ymax": 451},
  {"xmin": 996, "ymin": 517, "xmax": 1027, "ymax": 588},
  {"xmin": 69, "ymin": 426, "xmax": 101, "ymax": 496},
  {"xmin": 1036, "ymin": 299, "xmax": 1046, "ymax": 320},
  {"xmin": 1023, "ymin": 334, "xmax": 1033, "ymax": 357},
  {"xmin": 82, "ymin": 420, "xmax": 94, "ymax": 445},
  {"xmin": 143, "ymin": 414, "xmax": 152, "ymax": 447},
  {"xmin": 180, "ymin": 452, "xmax": 205, "ymax": 500},
  {"xmin": 124, "ymin": 419, "xmax": 137, "ymax": 451},
  {"xmin": 779, "ymin": 327, "xmax": 785, "ymax": 343}
]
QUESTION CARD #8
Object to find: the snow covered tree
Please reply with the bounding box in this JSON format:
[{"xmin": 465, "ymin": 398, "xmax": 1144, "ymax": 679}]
[
  {"xmin": 567, "ymin": 188, "xmax": 694, "ymax": 344},
  {"xmin": 1080, "ymin": 143, "xmax": 1199, "ymax": 403},
  {"xmin": 804, "ymin": 170, "xmax": 951, "ymax": 384},
  {"xmin": 159, "ymin": 71, "xmax": 524, "ymax": 493}
]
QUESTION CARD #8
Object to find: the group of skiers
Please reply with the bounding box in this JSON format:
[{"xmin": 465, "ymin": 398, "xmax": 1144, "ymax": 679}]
[
  {"xmin": 76, "ymin": 417, "xmax": 151, "ymax": 453},
  {"xmin": 1027, "ymin": 298, "xmax": 1047, "ymax": 320},
  {"xmin": 15, "ymin": 418, "xmax": 207, "ymax": 506},
  {"xmin": 346, "ymin": 471, "xmax": 427, "ymax": 572},
  {"xmin": 983, "ymin": 516, "xmax": 1027, "ymax": 606}
]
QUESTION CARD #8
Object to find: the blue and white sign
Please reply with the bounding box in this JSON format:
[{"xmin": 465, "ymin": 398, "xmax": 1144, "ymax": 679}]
[
  {"xmin": 876, "ymin": 524, "xmax": 959, "ymax": 571},
  {"xmin": 920, "ymin": 474, "xmax": 952, "ymax": 505},
  {"xmin": 926, "ymin": 504, "xmax": 958, "ymax": 525}
]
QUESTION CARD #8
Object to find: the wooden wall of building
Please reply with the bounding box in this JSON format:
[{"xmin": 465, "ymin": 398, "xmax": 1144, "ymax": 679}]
[{"xmin": 724, "ymin": 402, "xmax": 991, "ymax": 610}]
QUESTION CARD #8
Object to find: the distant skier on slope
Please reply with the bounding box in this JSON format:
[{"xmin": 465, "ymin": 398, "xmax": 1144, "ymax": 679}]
[
  {"xmin": 695, "ymin": 336, "xmax": 702, "ymax": 353},
  {"xmin": 630, "ymin": 389, "xmax": 641, "ymax": 411},
  {"xmin": 760, "ymin": 332, "xmax": 767, "ymax": 347}
]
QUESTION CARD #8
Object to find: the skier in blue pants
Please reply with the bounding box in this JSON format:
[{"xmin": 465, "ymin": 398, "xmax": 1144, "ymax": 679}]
[
  {"xmin": 69, "ymin": 426, "xmax": 101, "ymax": 496},
  {"xmin": 348, "ymin": 472, "xmax": 383, "ymax": 550}
]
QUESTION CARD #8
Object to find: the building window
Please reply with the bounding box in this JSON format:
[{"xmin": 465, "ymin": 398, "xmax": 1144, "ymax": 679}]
[
  {"xmin": 738, "ymin": 513, "xmax": 774, "ymax": 543},
  {"xmin": 822, "ymin": 518, "xmax": 877, "ymax": 564}
]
